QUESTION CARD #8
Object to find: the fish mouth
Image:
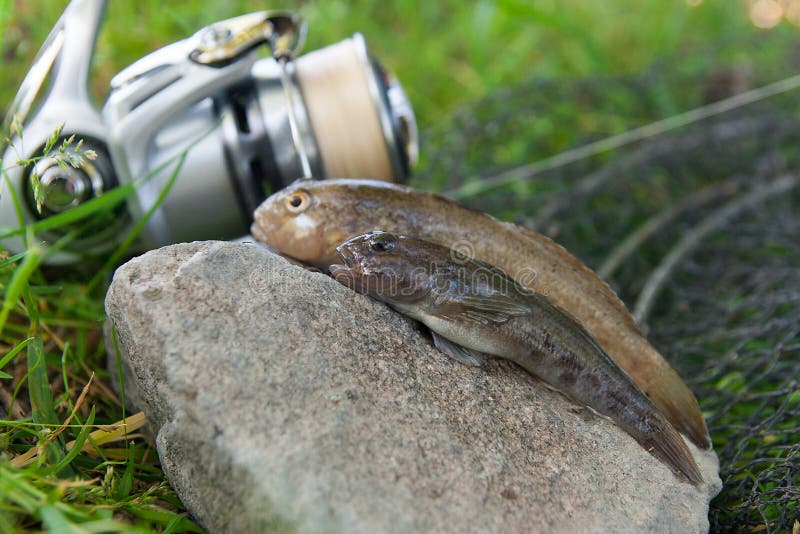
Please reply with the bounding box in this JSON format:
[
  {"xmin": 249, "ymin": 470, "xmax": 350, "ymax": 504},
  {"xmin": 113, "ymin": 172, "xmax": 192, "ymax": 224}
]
[
  {"xmin": 335, "ymin": 243, "xmax": 358, "ymax": 267},
  {"xmin": 329, "ymin": 263, "xmax": 360, "ymax": 290},
  {"xmin": 332, "ymin": 243, "xmax": 366, "ymax": 291}
]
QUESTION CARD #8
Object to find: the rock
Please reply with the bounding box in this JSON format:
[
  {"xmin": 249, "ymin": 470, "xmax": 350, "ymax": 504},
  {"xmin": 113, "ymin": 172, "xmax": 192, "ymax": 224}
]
[{"xmin": 105, "ymin": 241, "xmax": 721, "ymax": 533}]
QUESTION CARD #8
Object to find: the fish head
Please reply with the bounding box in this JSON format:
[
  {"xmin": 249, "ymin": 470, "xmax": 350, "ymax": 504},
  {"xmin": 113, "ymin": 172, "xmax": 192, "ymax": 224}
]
[
  {"xmin": 251, "ymin": 179, "xmax": 337, "ymax": 265},
  {"xmin": 251, "ymin": 178, "xmax": 421, "ymax": 267},
  {"xmin": 331, "ymin": 231, "xmax": 440, "ymax": 304}
]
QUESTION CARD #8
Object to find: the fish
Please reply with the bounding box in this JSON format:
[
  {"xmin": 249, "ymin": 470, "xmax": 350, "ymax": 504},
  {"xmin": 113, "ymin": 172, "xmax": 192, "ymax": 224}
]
[
  {"xmin": 251, "ymin": 178, "xmax": 711, "ymax": 450},
  {"xmin": 330, "ymin": 230, "xmax": 703, "ymax": 485}
]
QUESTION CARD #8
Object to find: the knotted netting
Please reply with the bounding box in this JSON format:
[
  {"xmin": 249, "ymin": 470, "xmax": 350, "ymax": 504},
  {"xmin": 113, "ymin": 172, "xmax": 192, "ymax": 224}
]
[{"xmin": 416, "ymin": 40, "xmax": 800, "ymax": 532}]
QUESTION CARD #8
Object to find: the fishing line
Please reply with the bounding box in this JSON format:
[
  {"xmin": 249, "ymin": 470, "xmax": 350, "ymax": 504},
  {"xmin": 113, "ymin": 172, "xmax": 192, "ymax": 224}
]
[{"xmin": 448, "ymin": 72, "xmax": 800, "ymax": 199}]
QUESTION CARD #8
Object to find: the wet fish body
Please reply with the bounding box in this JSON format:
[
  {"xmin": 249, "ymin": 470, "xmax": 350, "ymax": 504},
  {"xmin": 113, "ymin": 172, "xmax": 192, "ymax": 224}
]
[
  {"xmin": 331, "ymin": 231, "xmax": 703, "ymax": 485},
  {"xmin": 252, "ymin": 178, "xmax": 710, "ymax": 449}
]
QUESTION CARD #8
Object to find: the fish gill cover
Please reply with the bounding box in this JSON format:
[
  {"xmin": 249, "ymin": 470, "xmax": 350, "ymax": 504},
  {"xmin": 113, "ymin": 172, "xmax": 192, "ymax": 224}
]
[{"xmin": 416, "ymin": 35, "xmax": 800, "ymax": 532}]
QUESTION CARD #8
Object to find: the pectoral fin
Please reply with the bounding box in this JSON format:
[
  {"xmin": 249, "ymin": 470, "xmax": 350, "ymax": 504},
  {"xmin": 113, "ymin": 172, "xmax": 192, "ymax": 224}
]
[
  {"xmin": 436, "ymin": 294, "xmax": 531, "ymax": 324},
  {"xmin": 432, "ymin": 331, "xmax": 485, "ymax": 367}
]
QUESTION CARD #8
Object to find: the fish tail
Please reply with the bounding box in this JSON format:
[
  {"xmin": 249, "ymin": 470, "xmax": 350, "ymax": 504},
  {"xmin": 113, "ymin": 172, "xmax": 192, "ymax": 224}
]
[
  {"xmin": 644, "ymin": 413, "xmax": 704, "ymax": 486},
  {"xmin": 646, "ymin": 368, "xmax": 711, "ymax": 450}
]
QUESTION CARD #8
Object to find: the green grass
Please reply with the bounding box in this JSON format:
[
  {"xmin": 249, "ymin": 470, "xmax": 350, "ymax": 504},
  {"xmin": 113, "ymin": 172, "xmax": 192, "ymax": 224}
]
[
  {"xmin": 3, "ymin": 1, "xmax": 797, "ymax": 125},
  {"xmin": 2, "ymin": 0, "xmax": 800, "ymax": 531}
]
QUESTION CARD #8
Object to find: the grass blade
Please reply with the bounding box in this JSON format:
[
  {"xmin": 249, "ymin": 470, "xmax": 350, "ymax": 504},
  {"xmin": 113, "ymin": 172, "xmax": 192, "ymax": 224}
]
[
  {"xmin": 26, "ymin": 337, "xmax": 57, "ymax": 427},
  {"xmin": 26, "ymin": 336, "xmax": 75, "ymax": 477},
  {"xmin": 0, "ymin": 183, "xmax": 135, "ymax": 240},
  {"xmin": 115, "ymin": 442, "xmax": 135, "ymax": 500},
  {"xmin": 41, "ymin": 406, "xmax": 96, "ymax": 476},
  {"xmin": 110, "ymin": 323, "xmax": 126, "ymax": 424},
  {"xmin": 39, "ymin": 505, "xmax": 86, "ymax": 534},
  {"xmin": 125, "ymin": 504, "xmax": 203, "ymax": 533},
  {"xmin": 0, "ymin": 250, "xmax": 27, "ymax": 269},
  {"xmin": 0, "ymin": 336, "xmax": 33, "ymax": 377},
  {"xmin": 0, "ymin": 244, "xmax": 41, "ymax": 337},
  {"xmin": 1, "ymin": 171, "xmax": 30, "ymax": 249},
  {"xmin": 0, "ymin": 465, "xmax": 46, "ymax": 512},
  {"xmin": 10, "ymin": 412, "xmax": 148, "ymax": 469}
]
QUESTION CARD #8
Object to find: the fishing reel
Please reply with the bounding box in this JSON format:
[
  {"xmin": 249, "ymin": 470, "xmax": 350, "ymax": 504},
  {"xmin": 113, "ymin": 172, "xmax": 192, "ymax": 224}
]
[{"xmin": 1, "ymin": 0, "xmax": 418, "ymax": 264}]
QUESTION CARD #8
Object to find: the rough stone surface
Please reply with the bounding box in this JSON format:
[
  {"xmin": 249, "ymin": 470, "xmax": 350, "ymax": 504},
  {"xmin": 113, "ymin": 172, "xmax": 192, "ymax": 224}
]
[{"xmin": 105, "ymin": 241, "xmax": 721, "ymax": 533}]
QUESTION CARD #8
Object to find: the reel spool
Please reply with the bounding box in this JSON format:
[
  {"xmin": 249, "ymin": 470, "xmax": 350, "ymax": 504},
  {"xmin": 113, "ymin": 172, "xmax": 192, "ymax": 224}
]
[{"xmin": 296, "ymin": 34, "xmax": 417, "ymax": 182}]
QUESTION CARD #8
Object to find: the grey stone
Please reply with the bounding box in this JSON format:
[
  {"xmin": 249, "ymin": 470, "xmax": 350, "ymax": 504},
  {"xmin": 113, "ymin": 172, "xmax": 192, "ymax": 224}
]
[{"xmin": 105, "ymin": 241, "xmax": 721, "ymax": 533}]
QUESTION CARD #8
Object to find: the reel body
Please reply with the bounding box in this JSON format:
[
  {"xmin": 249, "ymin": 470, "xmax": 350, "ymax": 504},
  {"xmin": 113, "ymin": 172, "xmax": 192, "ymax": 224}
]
[{"xmin": 1, "ymin": 0, "xmax": 417, "ymax": 264}]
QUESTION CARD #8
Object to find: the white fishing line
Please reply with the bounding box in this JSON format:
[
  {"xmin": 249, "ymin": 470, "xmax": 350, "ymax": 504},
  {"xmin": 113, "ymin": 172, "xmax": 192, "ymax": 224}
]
[{"xmin": 448, "ymin": 73, "xmax": 800, "ymax": 199}]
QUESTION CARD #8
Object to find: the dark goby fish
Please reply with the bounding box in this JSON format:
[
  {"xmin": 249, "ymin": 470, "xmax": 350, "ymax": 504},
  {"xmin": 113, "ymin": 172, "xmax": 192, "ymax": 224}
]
[
  {"xmin": 330, "ymin": 231, "xmax": 703, "ymax": 485},
  {"xmin": 251, "ymin": 178, "xmax": 710, "ymax": 450}
]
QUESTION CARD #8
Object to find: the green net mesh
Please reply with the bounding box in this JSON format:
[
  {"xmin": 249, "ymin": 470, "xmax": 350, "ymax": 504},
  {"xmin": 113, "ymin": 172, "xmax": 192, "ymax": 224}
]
[{"xmin": 416, "ymin": 46, "xmax": 800, "ymax": 531}]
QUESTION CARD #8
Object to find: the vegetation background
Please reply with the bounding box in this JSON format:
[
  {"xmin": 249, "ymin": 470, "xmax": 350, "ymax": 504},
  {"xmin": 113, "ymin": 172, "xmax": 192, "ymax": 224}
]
[{"xmin": 1, "ymin": 0, "xmax": 798, "ymax": 531}]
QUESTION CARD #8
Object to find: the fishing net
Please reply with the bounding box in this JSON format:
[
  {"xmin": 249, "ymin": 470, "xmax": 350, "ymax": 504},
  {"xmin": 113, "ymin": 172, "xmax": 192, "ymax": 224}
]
[{"xmin": 415, "ymin": 39, "xmax": 800, "ymax": 532}]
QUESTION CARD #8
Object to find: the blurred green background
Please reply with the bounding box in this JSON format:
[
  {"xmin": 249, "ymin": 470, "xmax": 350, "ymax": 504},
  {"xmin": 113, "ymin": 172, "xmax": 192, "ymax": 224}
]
[{"xmin": 4, "ymin": 0, "xmax": 799, "ymax": 128}]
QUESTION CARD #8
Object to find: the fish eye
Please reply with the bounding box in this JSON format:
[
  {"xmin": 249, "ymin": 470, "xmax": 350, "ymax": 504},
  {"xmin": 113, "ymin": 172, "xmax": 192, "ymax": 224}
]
[
  {"xmin": 369, "ymin": 234, "xmax": 396, "ymax": 252},
  {"xmin": 285, "ymin": 189, "xmax": 311, "ymax": 213}
]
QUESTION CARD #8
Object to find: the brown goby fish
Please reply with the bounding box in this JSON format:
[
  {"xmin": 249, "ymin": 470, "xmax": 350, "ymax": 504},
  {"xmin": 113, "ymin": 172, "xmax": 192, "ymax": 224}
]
[
  {"xmin": 330, "ymin": 231, "xmax": 703, "ymax": 485},
  {"xmin": 251, "ymin": 178, "xmax": 710, "ymax": 450}
]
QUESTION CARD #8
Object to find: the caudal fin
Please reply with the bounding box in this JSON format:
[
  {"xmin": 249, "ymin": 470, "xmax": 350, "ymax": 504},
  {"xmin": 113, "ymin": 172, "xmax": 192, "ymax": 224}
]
[
  {"xmin": 645, "ymin": 414, "xmax": 704, "ymax": 486},
  {"xmin": 646, "ymin": 368, "xmax": 711, "ymax": 450}
]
